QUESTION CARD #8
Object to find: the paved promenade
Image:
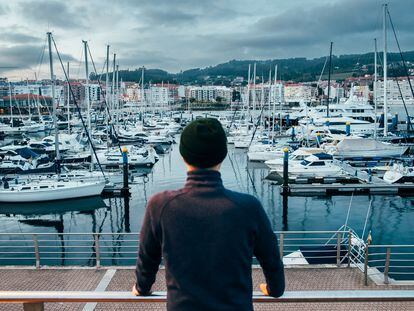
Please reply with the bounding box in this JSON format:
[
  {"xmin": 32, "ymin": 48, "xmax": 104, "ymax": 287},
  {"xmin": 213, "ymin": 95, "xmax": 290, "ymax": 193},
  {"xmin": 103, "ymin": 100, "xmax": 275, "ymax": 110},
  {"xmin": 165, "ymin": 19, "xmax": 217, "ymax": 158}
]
[{"xmin": 0, "ymin": 267, "xmax": 412, "ymax": 310}]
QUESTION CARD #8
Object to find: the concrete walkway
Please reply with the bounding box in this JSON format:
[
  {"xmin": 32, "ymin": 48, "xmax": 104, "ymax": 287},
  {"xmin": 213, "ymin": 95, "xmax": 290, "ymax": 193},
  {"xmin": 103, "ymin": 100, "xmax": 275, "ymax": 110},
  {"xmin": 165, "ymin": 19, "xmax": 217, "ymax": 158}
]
[{"xmin": 0, "ymin": 267, "xmax": 412, "ymax": 310}]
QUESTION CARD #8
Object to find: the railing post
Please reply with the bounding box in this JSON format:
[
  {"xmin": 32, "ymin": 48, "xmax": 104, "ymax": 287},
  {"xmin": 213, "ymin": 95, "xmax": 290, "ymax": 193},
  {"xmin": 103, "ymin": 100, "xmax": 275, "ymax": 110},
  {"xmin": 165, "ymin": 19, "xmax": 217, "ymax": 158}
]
[
  {"xmin": 364, "ymin": 244, "xmax": 369, "ymax": 286},
  {"xmin": 279, "ymin": 233, "xmax": 284, "ymax": 259},
  {"xmin": 94, "ymin": 234, "xmax": 101, "ymax": 269},
  {"xmin": 347, "ymin": 230, "xmax": 352, "ymax": 268},
  {"xmin": 336, "ymin": 232, "xmax": 341, "ymax": 267},
  {"xmin": 32, "ymin": 234, "xmax": 40, "ymax": 269},
  {"xmin": 384, "ymin": 247, "xmax": 391, "ymax": 285}
]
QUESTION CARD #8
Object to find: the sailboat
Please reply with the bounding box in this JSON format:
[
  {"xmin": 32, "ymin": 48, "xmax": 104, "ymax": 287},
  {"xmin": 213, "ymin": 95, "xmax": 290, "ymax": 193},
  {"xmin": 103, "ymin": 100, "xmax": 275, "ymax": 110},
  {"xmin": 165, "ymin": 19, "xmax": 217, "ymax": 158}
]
[
  {"xmin": 0, "ymin": 33, "xmax": 106, "ymax": 203},
  {"xmin": 0, "ymin": 179, "xmax": 105, "ymax": 203}
]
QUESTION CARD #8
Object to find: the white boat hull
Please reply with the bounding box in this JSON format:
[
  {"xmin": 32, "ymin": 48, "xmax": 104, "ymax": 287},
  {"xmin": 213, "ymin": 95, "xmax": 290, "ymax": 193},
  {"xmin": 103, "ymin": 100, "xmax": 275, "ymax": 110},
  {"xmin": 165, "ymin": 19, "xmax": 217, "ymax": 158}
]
[
  {"xmin": 0, "ymin": 181, "xmax": 106, "ymax": 203},
  {"xmin": 334, "ymin": 147, "xmax": 408, "ymax": 158}
]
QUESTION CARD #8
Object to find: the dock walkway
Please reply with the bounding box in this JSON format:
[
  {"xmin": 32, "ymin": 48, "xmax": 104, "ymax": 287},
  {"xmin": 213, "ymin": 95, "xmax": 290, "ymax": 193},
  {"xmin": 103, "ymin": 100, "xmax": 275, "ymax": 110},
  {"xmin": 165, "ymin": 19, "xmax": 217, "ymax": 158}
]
[{"xmin": 0, "ymin": 267, "xmax": 413, "ymax": 310}]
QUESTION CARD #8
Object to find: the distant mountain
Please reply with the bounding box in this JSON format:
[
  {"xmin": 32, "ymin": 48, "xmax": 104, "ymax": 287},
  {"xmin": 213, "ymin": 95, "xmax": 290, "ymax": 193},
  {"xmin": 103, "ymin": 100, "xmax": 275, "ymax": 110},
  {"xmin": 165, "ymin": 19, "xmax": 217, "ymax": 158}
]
[{"xmin": 91, "ymin": 51, "xmax": 414, "ymax": 85}]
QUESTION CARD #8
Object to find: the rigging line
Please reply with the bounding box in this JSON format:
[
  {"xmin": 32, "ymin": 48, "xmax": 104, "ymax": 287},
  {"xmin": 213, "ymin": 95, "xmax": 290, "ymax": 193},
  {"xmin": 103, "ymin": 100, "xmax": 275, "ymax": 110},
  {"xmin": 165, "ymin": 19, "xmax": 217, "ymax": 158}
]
[
  {"xmin": 362, "ymin": 198, "xmax": 373, "ymax": 240},
  {"xmin": 228, "ymin": 98, "xmax": 241, "ymax": 131},
  {"xmin": 51, "ymin": 36, "xmax": 106, "ymax": 178},
  {"xmin": 86, "ymin": 44, "xmax": 123, "ymax": 154},
  {"xmin": 245, "ymin": 166, "xmax": 258, "ymax": 197},
  {"xmin": 247, "ymin": 100, "xmax": 266, "ymax": 149},
  {"xmin": 376, "ymin": 49, "xmax": 410, "ymax": 139},
  {"xmin": 387, "ymin": 8, "xmax": 413, "ymax": 131},
  {"xmin": 394, "ymin": 79, "xmax": 411, "ymax": 139},
  {"xmin": 35, "ymin": 37, "xmax": 47, "ymax": 80},
  {"xmin": 76, "ymin": 47, "xmax": 84, "ymax": 79},
  {"xmin": 316, "ymin": 56, "xmax": 328, "ymax": 88},
  {"xmin": 343, "ymin": 192, "xmax": 354, "ymax": 230},
  {"xmin": 227, "ymin": 152, "xmax": 243, "ymax": 191}
]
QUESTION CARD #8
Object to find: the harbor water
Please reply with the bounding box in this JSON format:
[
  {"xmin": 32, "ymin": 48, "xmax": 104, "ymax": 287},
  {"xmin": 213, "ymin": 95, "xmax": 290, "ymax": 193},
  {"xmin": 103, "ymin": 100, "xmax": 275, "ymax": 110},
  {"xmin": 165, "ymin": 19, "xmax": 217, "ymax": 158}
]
[{"xmin": 0, "ymin": 135, "xmax": 413, "ymax": 249}]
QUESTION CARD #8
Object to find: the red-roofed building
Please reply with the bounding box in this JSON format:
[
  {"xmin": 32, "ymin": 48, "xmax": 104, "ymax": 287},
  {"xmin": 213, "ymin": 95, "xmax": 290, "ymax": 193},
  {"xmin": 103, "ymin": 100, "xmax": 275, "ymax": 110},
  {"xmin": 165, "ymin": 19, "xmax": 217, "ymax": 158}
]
[{"xmin": 0, "ymin": 94, "xmax": 52, "ymax": 114}]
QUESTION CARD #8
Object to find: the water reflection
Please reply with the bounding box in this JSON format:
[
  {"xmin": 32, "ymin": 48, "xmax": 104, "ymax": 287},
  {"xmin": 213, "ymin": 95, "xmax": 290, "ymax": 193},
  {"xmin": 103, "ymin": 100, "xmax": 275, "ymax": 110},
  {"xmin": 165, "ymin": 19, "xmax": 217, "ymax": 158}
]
[{"xmin": 0, "ymin": 140, "xmax": 413, "ymax": 249}]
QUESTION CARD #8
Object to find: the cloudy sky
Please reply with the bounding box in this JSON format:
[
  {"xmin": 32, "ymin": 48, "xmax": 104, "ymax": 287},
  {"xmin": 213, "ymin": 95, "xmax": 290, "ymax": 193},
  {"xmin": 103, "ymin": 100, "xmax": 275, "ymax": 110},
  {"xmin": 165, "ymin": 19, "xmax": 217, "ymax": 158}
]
[{"xmin": 0, "ymin": 0, "xmax": 413, "ymax": 80}]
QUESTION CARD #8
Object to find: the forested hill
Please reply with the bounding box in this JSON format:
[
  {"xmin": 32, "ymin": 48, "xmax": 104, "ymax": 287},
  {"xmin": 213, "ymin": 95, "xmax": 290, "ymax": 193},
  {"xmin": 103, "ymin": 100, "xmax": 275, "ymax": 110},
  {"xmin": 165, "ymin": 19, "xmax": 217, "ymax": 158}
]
[{"xmin": 91, "ymin": 51, "xmax": 414, "ymax": 85}]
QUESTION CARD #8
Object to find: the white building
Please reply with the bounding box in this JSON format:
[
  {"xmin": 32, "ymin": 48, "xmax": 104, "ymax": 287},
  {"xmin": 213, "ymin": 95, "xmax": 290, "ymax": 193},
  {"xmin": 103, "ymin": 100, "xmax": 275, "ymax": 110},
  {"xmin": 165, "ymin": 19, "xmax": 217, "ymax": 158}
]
[
  {"xmin": 12, "ymin": 84, "xmax": 65, "ymax": 103},
  {"xmin": 188, "ymin": 86, "xmax": 232, "ymax": 103},
  {"xmin": 85, "ymin": 84, "xmax": 101, "ymax": 102},
  {"xmin": 125, "ymin": 83, "xmax": 142, "ymax": 101},
  {"xmin": 147, "ymin": 85, "xmax": 169, "ymax": 106},
  {"xmin": 244, "ymin": 83, "xmax": 284, "ymax": 107},
  {"xmin": 284, "ymin": 83, "xmax": 316, "ymax": 103},
  {"xmin": 12, "ymin": 84, "xmax": 41, "ymax": 96},
  {"xmin": 178, "ymin": 85, "xmax": 186, "ymax": 99},
  {"xmin": 40, "ymin": 85, "xmax": 65, "ymax": 102},
  {"xmin": 324, "ymin": 85, "xmax": 345, "ymax": 100},
  {"xmin": 375, "ymin": 79, "xmax": 414, "ymax": 105}
]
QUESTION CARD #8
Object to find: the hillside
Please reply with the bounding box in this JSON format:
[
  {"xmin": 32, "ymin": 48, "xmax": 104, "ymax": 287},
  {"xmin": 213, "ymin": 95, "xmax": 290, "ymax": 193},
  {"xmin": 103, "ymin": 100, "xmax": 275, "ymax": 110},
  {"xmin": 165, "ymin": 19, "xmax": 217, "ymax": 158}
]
[{"xmin": 91, "ymin": 51, "xmax": 414, "ymax": 85}]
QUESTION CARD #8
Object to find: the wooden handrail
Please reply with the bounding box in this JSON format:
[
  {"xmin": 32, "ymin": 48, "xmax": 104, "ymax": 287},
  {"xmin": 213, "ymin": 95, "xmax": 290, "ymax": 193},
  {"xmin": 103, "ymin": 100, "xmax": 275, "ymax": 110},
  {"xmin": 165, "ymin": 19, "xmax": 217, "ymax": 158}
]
[{"xmin": 0, "ymin": 290, "xmax": 413, "ymax": 304}]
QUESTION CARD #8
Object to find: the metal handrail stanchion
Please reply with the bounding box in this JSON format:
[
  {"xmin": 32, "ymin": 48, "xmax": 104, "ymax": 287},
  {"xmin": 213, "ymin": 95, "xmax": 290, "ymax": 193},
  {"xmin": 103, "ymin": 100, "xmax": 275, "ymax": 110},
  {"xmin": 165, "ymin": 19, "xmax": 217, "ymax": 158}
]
[
  {"xmin": 279, "ymin": 233, "xmax": 284, "ymax": 259},
  {"xmin": 347, "ymin": 230, "xmax": 352, "ymax": 268},
  {"xmin": 94, "ymin": 234, "xmax": 101, "ymax": 269},
  {"xmin": 32, "ymin": 234, "xmax": 40, "ymax": 269},
  {"xmin": 336, "ymin": 232, "xmax": 341, "ymax": 267},
  {"xmin": 384, "ymin": 247, "xmax": 391, "ymax": 284}
]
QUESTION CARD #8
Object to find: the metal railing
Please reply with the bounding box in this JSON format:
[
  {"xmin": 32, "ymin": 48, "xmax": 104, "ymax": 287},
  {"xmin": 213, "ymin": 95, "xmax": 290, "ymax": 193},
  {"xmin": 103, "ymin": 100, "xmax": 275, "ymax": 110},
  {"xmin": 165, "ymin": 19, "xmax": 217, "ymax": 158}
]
[
  {"xmin": 0, "ymin": 232, "xmax": 139, "ymax": 268},
  {"xmin": 0, "ymin": 231, "xmax": 412, "ymax": 284},
  {"xmin": 275, "ymin": 230, "xmax": 362, "ymax": 268},
  {"xmin": 365, "ymin": 244, "xmax": 414, "ymax": 285},
  {"xmin": 0, "ymin": 230, "xmax": 364, "ymax": 268}
]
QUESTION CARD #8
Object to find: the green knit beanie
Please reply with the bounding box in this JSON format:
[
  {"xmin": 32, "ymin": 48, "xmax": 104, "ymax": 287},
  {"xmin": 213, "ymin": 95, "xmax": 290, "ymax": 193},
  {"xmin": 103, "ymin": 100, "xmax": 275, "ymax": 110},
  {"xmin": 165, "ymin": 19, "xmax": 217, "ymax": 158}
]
[{"xmin": 179, "ymin": 118, "xmax": 227, "ymax": 168}]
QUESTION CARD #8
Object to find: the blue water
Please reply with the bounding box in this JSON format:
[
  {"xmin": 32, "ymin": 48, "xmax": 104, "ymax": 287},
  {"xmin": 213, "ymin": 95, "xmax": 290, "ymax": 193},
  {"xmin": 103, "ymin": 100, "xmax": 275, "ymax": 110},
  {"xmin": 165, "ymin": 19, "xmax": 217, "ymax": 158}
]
[{"xmin": 0, "ymin": 136, "xmax": 413, "ymax": 271}]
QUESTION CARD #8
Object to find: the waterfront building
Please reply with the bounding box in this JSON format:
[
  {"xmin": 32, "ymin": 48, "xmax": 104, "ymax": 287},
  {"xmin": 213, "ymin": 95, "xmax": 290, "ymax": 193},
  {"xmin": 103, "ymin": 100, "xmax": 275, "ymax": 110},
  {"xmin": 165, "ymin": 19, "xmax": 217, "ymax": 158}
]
[
  {"xmin": 245, "ymin": 83, "xmax": 284, "ymax": 107},
  {"xmin": 62, "ymin": 82, "xmax": 101, "ymax": 105},
  {"xmin": 0, "ymin": 94, "xmax": 52, "ymax": 113},
  {"xmin": 187, "ymin": 86, "xmax": 232, "ymax": 103},
  {"xmin": 284, "ymin": 83, "xmax": 316, "ymax": 104},
  {"xmin": 323, "ymin": 84, "xmax": 346, "ymax": 101},
  {"xmin": 125, "ymin": 83, "xmax": 142, "ymax": 102},
  {"xmin": 376, "ymin": 78, "xmax": 414, "ymax": 106},
  {"xmin": 0, "ymin": 79, "xmax": 8, "ymax": 98}
]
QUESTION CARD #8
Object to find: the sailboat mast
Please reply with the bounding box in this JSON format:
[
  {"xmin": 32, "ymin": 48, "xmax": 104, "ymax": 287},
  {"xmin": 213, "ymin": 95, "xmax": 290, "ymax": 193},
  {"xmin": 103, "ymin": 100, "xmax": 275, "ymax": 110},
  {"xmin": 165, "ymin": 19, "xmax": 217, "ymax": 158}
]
[
  {"xmin": 268, "ymin": 68, "xmax": 272, "ymax": 143},
  {"xmin": 116, "ymin": 64, "xmax": 119, "ymax": 129},
  {"xmin": 27, "ymin": 79, "xmax": 31, "ymax": 120},
  {"xmin": 67, "ymin": 62, "xmax": 70, "ymax": 134},
  {"xmin": 8, "ymin": 82, "xmax": 13, "ymax": 122},
  {"xmin": 383, "ymin": 3, "xmax": 388, "ymax": 136},
  {"xmin": 253, "ymin": 63, "xmax": 256, "ymax": 114},
  {"xmin": 374, "ymin": 38, "xmax": 378, "ymax": 139},
  {"xmin": 246, "ymin": 64, "xmax": 250, "ymax": 112},
  {"xmin": 83, "ymin": 40, "xmax": 93, "ymax": 171},
  {"xmin": 47, "ymin": 32, "xmax": 60, "ymax": 162},
  {"xmin": 327, "ymin": 41, "xmax": 333, "ymax": 118},
  {"xmin": 141, "ymin": 67, "xmax": 145, "ymax": 114},
  {"xmin": 112, "ymin": 53, "xmax": 116, "ymax": 117},
  {"xmin": 105, "ymin": 45, "xmax": 110, "ymax": 147}
]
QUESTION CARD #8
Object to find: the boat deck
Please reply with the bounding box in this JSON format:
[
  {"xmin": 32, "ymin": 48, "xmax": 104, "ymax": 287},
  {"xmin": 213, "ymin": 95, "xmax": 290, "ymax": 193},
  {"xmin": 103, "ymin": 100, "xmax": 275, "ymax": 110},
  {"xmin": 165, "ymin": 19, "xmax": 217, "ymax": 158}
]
[{"xmin": 0, "ymin": 267, "xmax": 413, "ymax": 310}]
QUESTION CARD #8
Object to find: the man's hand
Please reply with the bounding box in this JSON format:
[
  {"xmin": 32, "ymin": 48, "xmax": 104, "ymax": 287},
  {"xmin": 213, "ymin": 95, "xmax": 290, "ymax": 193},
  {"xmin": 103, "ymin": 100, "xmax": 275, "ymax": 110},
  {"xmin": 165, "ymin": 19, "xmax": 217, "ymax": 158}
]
[
  {"xmin": 132, "ymin": 284, "xmax": 140, "ymax": 296},
  {"xmin": 260, "ymin": 283, "xmax": 269, "ymax": 296}
]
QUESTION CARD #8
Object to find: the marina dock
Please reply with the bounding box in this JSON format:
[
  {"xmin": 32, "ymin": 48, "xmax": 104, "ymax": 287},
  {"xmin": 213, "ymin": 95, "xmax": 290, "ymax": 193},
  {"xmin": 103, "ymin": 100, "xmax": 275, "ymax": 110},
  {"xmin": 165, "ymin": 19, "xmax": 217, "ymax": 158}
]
[
  {"xmin": 283, "ymin": 182, "xmax": 414, "ymax": 196},
  {"xmin": 0, "ymin": 266, "xmax": 413, "ymax": 310}
]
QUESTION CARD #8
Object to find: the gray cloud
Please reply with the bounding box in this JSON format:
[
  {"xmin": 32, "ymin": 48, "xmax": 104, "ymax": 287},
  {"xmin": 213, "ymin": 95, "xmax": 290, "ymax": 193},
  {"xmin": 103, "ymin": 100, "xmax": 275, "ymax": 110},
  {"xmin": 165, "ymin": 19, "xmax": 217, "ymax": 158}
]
[
  {"xmin": 0, "ymin": 31, "xmax": 41, "ymax": 44},
  {"xmin": 0, "ymin": 4, "xmax": 8, "ymax": 15},
  {"xmin": 19, "ymin": 0, "xmax": 88, "ymax": 29},
  {"xmin": 0, "ymin": 44, "xmax": 76, "ymax": 71},
  {"xmin": 2, "ymin": 0, "xmax": 414, "ymax": 77}
]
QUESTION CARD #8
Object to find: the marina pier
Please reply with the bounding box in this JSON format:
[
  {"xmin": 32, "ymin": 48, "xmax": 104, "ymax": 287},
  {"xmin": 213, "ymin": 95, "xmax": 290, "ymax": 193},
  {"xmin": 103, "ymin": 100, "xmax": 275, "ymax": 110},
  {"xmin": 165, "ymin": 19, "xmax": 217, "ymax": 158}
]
[{"xmin": 0, "ymin": 230, "xmax": 412, "ymax": 310}]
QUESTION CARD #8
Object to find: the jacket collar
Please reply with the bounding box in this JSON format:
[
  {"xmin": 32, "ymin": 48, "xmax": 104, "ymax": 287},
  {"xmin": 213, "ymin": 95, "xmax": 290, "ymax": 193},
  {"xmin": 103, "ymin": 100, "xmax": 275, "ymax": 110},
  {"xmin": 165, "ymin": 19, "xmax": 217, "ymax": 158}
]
[{"xmin": 184, "ymin": 169, "xmax": 224, "ymax": 189}]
